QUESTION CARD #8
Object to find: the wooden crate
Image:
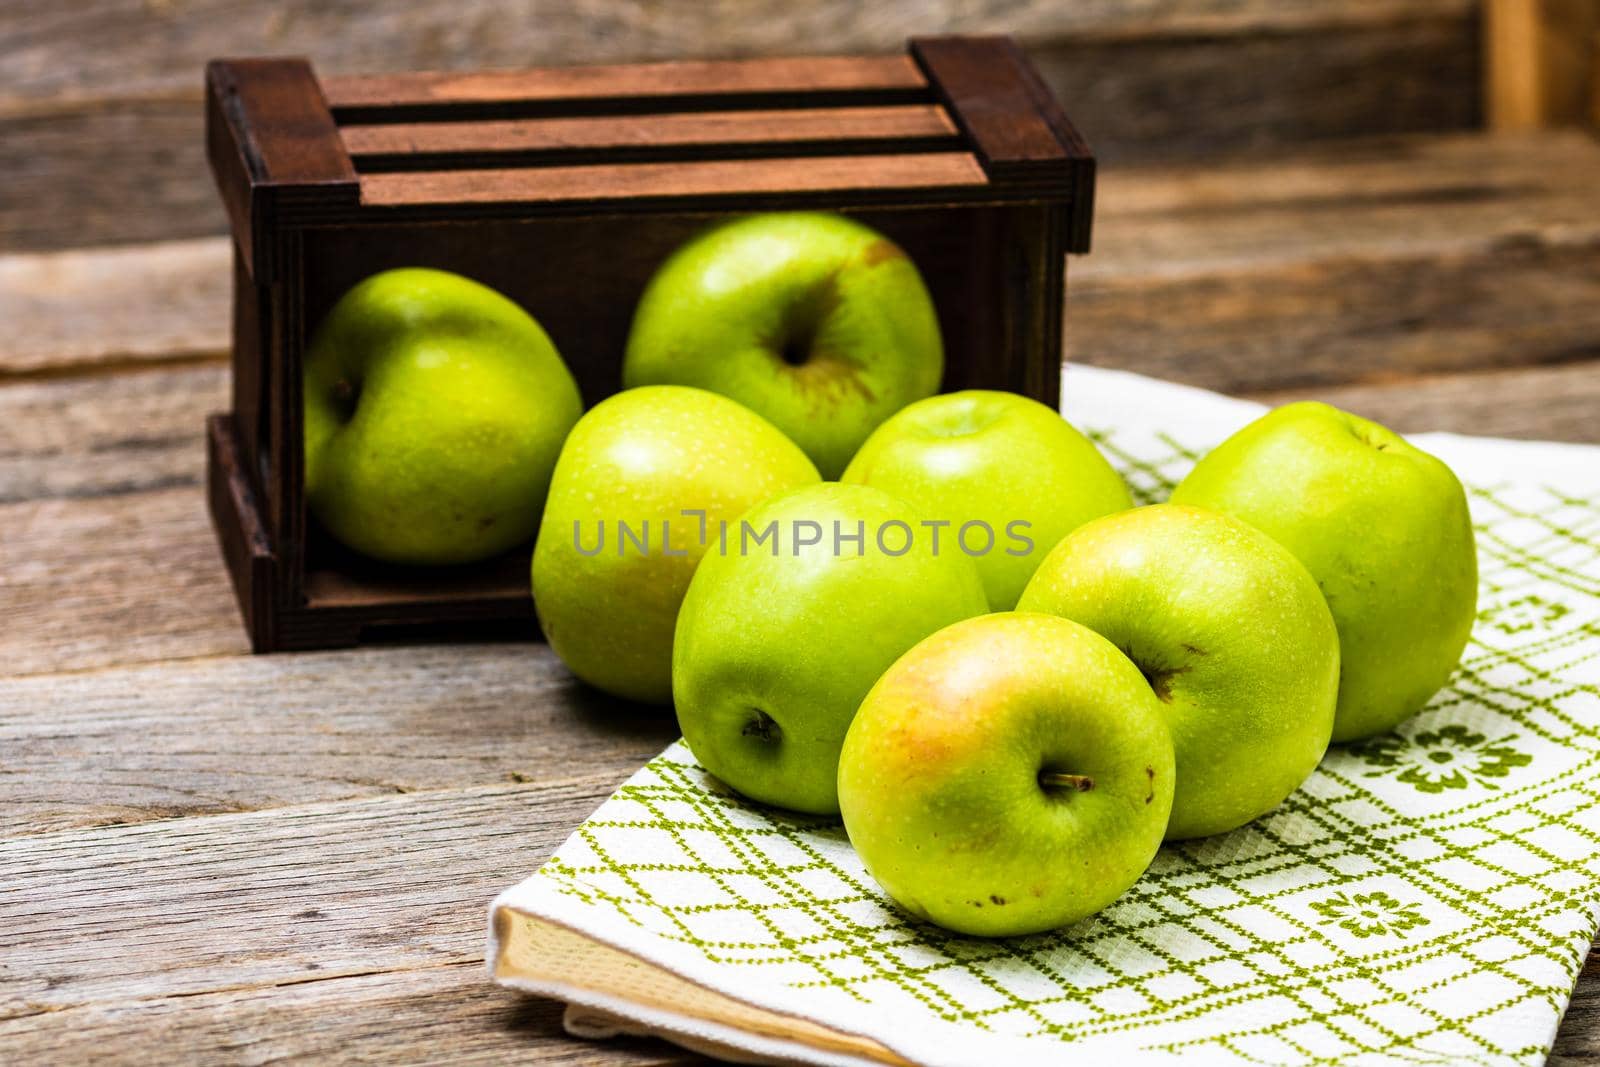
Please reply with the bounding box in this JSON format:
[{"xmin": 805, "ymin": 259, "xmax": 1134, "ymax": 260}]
[{"xmin": 204, "ymin": 35, "xmax": 1096, "ymax": 653}]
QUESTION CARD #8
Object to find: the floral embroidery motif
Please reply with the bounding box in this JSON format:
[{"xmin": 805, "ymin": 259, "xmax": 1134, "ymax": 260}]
[
  {"xmin": 1357, "ymin": 725, "xmax": 1532, "ymax": 793},
  {"xmin": 1479, "ymin": 593, "xmax": 1570, "ymax": 635},
  {"xmin": 1310, "ymin": 891, "xmax": 1431, "ymax": 939}
]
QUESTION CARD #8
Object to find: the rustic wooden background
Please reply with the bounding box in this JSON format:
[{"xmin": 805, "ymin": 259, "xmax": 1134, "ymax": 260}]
[{"xmin": 3, "ymin": 0, "xmax": 1600, "ymax": 1062}]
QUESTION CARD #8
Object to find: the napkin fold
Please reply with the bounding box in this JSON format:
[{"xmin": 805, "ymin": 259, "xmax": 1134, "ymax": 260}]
[{"xmin": 490, "ymin": 365, "xmax": 1600, "ymax": 1066}]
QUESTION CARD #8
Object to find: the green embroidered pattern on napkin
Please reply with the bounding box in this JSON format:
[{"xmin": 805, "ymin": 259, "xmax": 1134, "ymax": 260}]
[{"xmin": 532, "ymin": 425, "xmax": 1600, "ymax": 1064}]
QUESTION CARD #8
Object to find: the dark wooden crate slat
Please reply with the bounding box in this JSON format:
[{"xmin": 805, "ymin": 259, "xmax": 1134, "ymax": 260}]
[
  {"xmin": 912, "ymin": 35, "xmax": 1095, "ymax": 252},
  {"xmin": 207, "ymin": 414, "xmax": 276, "ymax": 652},
  {"xmin": 356, "ymin": 151, "xmax": 989, "ymax": 208},
  {"xmin": 302, "ymin": 546, "xmax": 530, "ymax": 611},
  {"xmin": 339, "ymin": 105, "xmax": 960, "ymax": 170},
  {"xmin": 321, "ymin": 54, "xmax": 928, "ymax": 117},
  {"xmin": 205, "ymin": 58, "xmax": 359, "ymax": 281}
]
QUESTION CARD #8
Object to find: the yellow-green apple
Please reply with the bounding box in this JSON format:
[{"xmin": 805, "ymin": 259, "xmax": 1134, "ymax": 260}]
[
  {"xmin": 1171, "ymin": 402, "xmax": 1477, "ymax": 742},
  {"xmin": 532, "ymin": 386, "xmax": 819, "ymax": 704},
  {"xmin": 673, "ymin": 482, "xmax": 987, "ymax": 814},
  {"xmin": 622, "ymin": 212, "xmax": 942, "ymax": 478},
  {"xmin": 303, "ymin": 267, "xmax": 581, "ymax": 564},
  {"xmin": 1018, "ymin": 504, "xmax": 1339, "ymax": 840},
  {"xmin": 838, "ymin": 612, "xmax": 1175, "ymax": 937},
  {"xmin": 842, "ymin": 390, "xmax": 1131, "ymax": 610}
]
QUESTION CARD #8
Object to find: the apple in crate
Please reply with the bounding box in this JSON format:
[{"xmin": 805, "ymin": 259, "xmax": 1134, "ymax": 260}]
[
  {"xmin": 838, "ymin": 612, "xmax": 1175, "ymax": 937},
  {"xmin": 1171, "ymin": 402, "xmax": 1477, "ymax": 742},
  {"xmin": 622, "ymin": 212, "xmax": 943, "ymax": 478},
  {"xmin": 673, "ymin": 482, "xmax": 988, "ymax": 815},
  {"xmin": 302, "ymin": 267, "xmax": 582, "ymax": 565},
  {"xmin": 1019, "ymin": 504, "xmax": 1339, "ymax": 840},
  {"xmin": 843, "ymin": 390, "xmax": 1131, "ymax": 610},
  {"xmin": 532, "ymin": 386, "xmax": 819, "ymax": 705}
]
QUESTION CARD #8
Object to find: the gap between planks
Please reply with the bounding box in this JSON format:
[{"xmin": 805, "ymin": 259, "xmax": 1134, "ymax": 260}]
[{"xmin": 0, "ymin": 641, "xmax": 679, "ymax": 837}]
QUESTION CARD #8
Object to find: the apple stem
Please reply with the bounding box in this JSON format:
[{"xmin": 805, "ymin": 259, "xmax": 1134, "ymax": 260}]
[
  {"xmin": 742, "ymin": 709, "xmax": 779, "ymax": 744},
  {"xmin": 1039, "ymin": 771, "xmax": 1094, "ymax": 793}
]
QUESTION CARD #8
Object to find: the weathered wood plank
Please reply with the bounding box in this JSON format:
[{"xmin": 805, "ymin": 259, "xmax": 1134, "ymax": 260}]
[
  {"xmin": 357, "ymin": 152, "xmax": 987, "ymax": 208},
  {"xmin": 339, "ymin": 105, "xmax": 958, "ymax": 164},
  {"xmin": 0, "ymin": 239, "xmax": 229, "ymax": 376},
  {"xmin": 0, "ymin": 781, "xmax": 605, "ymax": 1015},
  {"xmin": 0, "ymin": 0, "xmax": 1473, "ymax": 103},
  {"xmin": 1029, "ymin": 16, "xmax": 1478, "ymax": 162},
  {"xmin": 0, "ymin": 776, "xmax": 687, "ymax": 1062},
  {"xmin": 1245, "ymin": 360, "xmax": 1600, "ymax": 444},
  {"xmin": 1554, "ymin": 952, "xmax": 1600, "ymax": 1063},
  {"xmin": 0, "ymin": 364, "xmax": 222, "ymax": 502},
  {"xmin": 1069, "ymin": 131, "xmax": 1600, "ymax": 393},
  {"xmin": 0, "ymin": 963, "xmax": 690, "ymax": 1065},
  {"xmin": 0, "ymin": 642, "xmax": 675, "ymax": 836},
  {"xmin": 0, "ymin": 98, "xmax": 226, "ymax": 254},
  {"xmin": 0, "ymin": 486, "xmax": 249, "ymax": 675},
  {"xmin": 1086, "ymin": 131, "xmax": 1600, "ymax": 279},
  {"xmin": 322, "ymin": 54, "xmax": 927, "ymax": 109}
]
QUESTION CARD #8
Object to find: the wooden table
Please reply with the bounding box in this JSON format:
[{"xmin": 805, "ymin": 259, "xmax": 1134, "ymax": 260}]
[{"xmin": 3, "ymin": 128, "xmax": 1599, "ymax": 1064}]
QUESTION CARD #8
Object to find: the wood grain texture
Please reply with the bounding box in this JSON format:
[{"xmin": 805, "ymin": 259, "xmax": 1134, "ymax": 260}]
[
  {"xmin": 0, "ymin": 777, "xmax": 693, "ymax": 1062},
  {"xmin": 0, "ymin": 965, "xmax": 690, "ymax": 1066},
  {"xmin": 0, "ymin": 240, "xmax": 229, "ymax": 377},
  {"xmin": 0, "ymin": 97, "xmax": 226, "ymax": 254},
  {"xmin": 1243, "ymin": 360, "xmax": 1600, "ymax": 443},
  {"xmin": 0, "ymin": 642, "xmax": 674, "ymax": 836},
  {"xmin": 358, "ymin": 152, "xmax": 987, "ymax": 208},
  {"xmin": 1069, "ymin": 131, "xmax": 1600, "ymax": 393},
  {"xmin": 1555, "ymin": 954, "xmax": 1600, "ymax": 1064},
  {"xmin": 0, "ymin": 364, "xmax": 221, "ymax": 502},
  {"xmin": 1030, "ymin": 16, "xmax": 1480, "ymax": 162},
  {"xmin": 1085, "ymin": 131, "xmax": 1600, "ymax": 278},
  {"xmin": 0, "ymin": 486, "xmax": 249, "ymax": 676},
  {"xmin": 322, "ymin": 54, "xmax": 925, "ymax": 111},
  {"xmin": 340, "ymin": 106, "xmax": 959, "ymax": 167},
  {"xmin": 0, "ymin": 781, "xmax": 608, "ymax": 1012}
]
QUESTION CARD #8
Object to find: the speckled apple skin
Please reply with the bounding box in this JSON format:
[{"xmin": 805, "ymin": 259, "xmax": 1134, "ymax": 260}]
[
  {"xmin": 1171, "ymin": 402, "xmax": 1477, "ymax": 743},
  {"xmin": 838, "ymin": 612, "xmax": 1175, "ymax": 937},
  {"xmin": 673, "ymin": 482, "xmax": 989, "ymax": 815},
  {"xmin": 303, "ymin": 267, "xmax": 582, "ymax": 565},
  {"xmin": 622, "ymin": 212, "xmax": 943, "ymax": 478},
  {"xmin": 532, "ymin": 385, "xmax": 819, "ymax": 706},
  {"xmin": 843, "ymin": 389, "xmax": 1132, "ymax": 610},
  {"xmin": 1019, "ymin": 504, "xmax": 1340, "ymax": 841}
]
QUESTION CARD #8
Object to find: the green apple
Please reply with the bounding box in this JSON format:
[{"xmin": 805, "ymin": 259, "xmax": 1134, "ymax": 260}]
[
  {"xmin": 302, "ymin": 267, "xmax": 581, "ymax": 565},
  {"xmin": 1018, "ymin": 504, "xmax": 1339, "ymax": 840},
  {"xmin": 1170, "ymin": 402, "xmax": 1477, "ymax": 742},
  {"xmin": 622, "ymin": 212, "xmax": 943, "ymax": 478},
  {"xmin": 838, "ymin": 612, "xmax": 1175, "ymax": 937},
  {"xmin": 532, "ymin": 385, "xmax": 818, "ymax": 704},
  {"xmin": 673, "ymin": 482, "xmax": 988, "ymax": 815},
  {"xmin": 842, "ymin": 390, "xmax": 1131, "ymax": 610}
]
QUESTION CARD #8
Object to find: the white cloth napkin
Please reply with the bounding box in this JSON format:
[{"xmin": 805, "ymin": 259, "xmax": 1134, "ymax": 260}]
[{"xmin": 489, "ymin": 365, "xmax": 1600, "ymax": 1066}]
